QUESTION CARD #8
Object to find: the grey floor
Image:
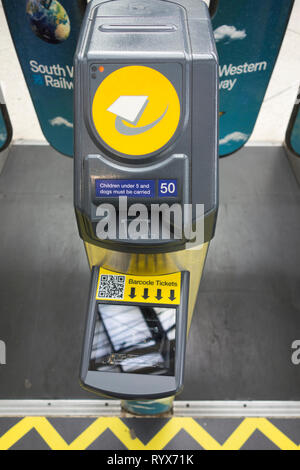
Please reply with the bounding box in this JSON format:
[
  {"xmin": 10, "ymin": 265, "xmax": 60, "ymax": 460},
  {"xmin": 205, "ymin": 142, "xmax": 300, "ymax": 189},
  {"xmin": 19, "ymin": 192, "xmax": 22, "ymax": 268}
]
[{"xmin": 0, "ymin": 144, "xmax": 299, "ymax": 400}]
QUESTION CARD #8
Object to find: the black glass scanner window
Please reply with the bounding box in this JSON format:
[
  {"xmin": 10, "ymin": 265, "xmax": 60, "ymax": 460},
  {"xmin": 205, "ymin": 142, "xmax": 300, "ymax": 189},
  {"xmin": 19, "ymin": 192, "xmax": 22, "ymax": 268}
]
[{"xmin": 89, "ymin": 304, "xmax": 176, "ymax": 376}]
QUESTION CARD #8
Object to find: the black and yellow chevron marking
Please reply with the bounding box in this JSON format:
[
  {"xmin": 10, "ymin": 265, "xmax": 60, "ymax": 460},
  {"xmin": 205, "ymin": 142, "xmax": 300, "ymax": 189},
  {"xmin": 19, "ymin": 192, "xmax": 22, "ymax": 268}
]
[{"xmin": 0, "ymin": 417, "xmax": 299, "ymax": 450}]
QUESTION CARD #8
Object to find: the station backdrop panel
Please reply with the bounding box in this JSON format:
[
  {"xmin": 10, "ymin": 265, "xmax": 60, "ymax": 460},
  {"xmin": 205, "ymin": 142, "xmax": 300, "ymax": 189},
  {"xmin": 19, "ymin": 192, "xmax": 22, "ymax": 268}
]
[
  {"xmin": 1, "ymin": 0, "xmax": 294, "ymax": 157},
  {"xmin": 286, "ymin": 85, "xmax": 300, "ymax": 157},
  {"xmin": 1, "ymin": 0, "xmax": 86, "ymax": 157},
  {"xmin": 213, "ymin": 0, "xmax": 294, "ymax": 156}
]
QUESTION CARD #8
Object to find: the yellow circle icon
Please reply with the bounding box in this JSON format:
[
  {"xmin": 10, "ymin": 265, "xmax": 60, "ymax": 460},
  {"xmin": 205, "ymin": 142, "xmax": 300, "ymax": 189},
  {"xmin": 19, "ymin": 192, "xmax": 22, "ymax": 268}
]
[{"xmin": 92, "ymin": 66, "xmax": 181, "ymax": 156}]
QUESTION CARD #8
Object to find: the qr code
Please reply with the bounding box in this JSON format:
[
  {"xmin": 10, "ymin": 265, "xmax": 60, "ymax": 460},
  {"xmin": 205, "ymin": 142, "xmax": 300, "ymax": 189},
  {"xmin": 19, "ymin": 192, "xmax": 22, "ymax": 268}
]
[{"xmin": 98, "ymin": 274, "xmax": 126, "ymax": 299}]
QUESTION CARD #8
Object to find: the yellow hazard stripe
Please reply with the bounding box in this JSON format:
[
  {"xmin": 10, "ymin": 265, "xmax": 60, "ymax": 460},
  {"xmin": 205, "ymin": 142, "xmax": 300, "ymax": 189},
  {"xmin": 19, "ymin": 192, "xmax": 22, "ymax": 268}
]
[
  {"xmin": 96, "ymin": 267, "xmax": 181, "ymax": 305},
  {"xmin": 0, "ymin": 417, "xmax": 299, "ymax": 450}
]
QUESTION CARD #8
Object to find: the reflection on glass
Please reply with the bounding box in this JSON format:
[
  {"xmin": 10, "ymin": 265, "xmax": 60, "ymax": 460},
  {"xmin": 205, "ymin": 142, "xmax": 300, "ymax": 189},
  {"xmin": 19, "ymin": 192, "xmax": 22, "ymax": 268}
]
[{"xmin": 89, "ymin": 304, "xmax": 176, "ymax": 376}]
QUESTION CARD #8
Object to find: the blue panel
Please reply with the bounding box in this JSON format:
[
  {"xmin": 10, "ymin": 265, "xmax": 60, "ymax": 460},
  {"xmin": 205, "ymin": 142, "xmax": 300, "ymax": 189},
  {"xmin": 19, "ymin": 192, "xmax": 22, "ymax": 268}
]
[
  {"xmin": 2, "ymin": 0, "xmax": 87, "ymax": 157},
  {"xmin": 158, "ymin": 180, "xmax": 178, "ymax": 197},
  {"xmin": 213, "ymin": 0, "xmax": 294, "ymax": 156},
  {"xmin": 95, "ymin": 179, "xmax": 155, "ymax": 198}
]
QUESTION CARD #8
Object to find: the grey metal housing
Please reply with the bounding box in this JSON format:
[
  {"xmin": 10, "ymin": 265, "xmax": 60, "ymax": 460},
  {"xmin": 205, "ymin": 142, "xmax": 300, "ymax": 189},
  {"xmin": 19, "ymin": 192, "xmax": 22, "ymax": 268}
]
[{"xmin": 74, "ymin": 0, "xmax": 219, "ymax": 252}]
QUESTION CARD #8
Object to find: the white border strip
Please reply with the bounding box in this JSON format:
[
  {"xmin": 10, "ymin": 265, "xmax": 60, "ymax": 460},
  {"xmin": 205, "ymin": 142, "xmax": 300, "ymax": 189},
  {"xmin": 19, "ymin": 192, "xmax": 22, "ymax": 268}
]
[
  {"xmin": 174, "ymin": 401, "xmax": 300, "ymax": 418},
  {"xmin": 13, "ymin": 139, "xmax": 49, "ymax": 146},
  {"xmin": 0, "ymin": 84, "xmax": 5, "ymax": 104},
  {"xmin": 0, "ymin": 400, "xmax": 121, "ymax": 417},
  {"xmin": 245, "ymin": 141, "xmax": 282, "ymax": 147},
  {"xmin": 0, "ymin": 400, "xmax": 300, "ymax": 418}
]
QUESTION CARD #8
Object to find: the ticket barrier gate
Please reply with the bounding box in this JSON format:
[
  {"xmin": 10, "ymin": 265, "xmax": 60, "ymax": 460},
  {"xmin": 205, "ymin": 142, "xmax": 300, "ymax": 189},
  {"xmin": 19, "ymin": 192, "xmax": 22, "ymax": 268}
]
[{"xmin": 74, "ymin": 0, "xmax": 218, "ymax": 412}]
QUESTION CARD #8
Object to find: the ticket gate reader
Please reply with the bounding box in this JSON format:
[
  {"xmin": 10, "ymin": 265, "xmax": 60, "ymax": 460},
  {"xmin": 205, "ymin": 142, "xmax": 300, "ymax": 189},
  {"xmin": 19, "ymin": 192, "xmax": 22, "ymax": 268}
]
[
  {"xmin": 74, "ymin": 0, "xmax": 218, "ymax": 400},
  {"xmin": 81, "ymin": 267, "xmax": 190, "ymax": 399}
]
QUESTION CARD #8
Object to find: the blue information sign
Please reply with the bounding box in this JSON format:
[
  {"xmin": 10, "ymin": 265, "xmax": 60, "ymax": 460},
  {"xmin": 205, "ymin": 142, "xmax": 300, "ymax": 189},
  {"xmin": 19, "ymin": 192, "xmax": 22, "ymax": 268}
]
[{"xmin": 95, "ymin": 179, "xmax": 155, "ymax": 198}]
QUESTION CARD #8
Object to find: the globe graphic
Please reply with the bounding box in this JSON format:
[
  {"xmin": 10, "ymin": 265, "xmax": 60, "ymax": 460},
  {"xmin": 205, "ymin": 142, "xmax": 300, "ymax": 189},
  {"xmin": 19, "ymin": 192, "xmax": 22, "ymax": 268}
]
[{"xmin": 26, "ymin": 0, "xmax": 71, "ymax": 44}]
